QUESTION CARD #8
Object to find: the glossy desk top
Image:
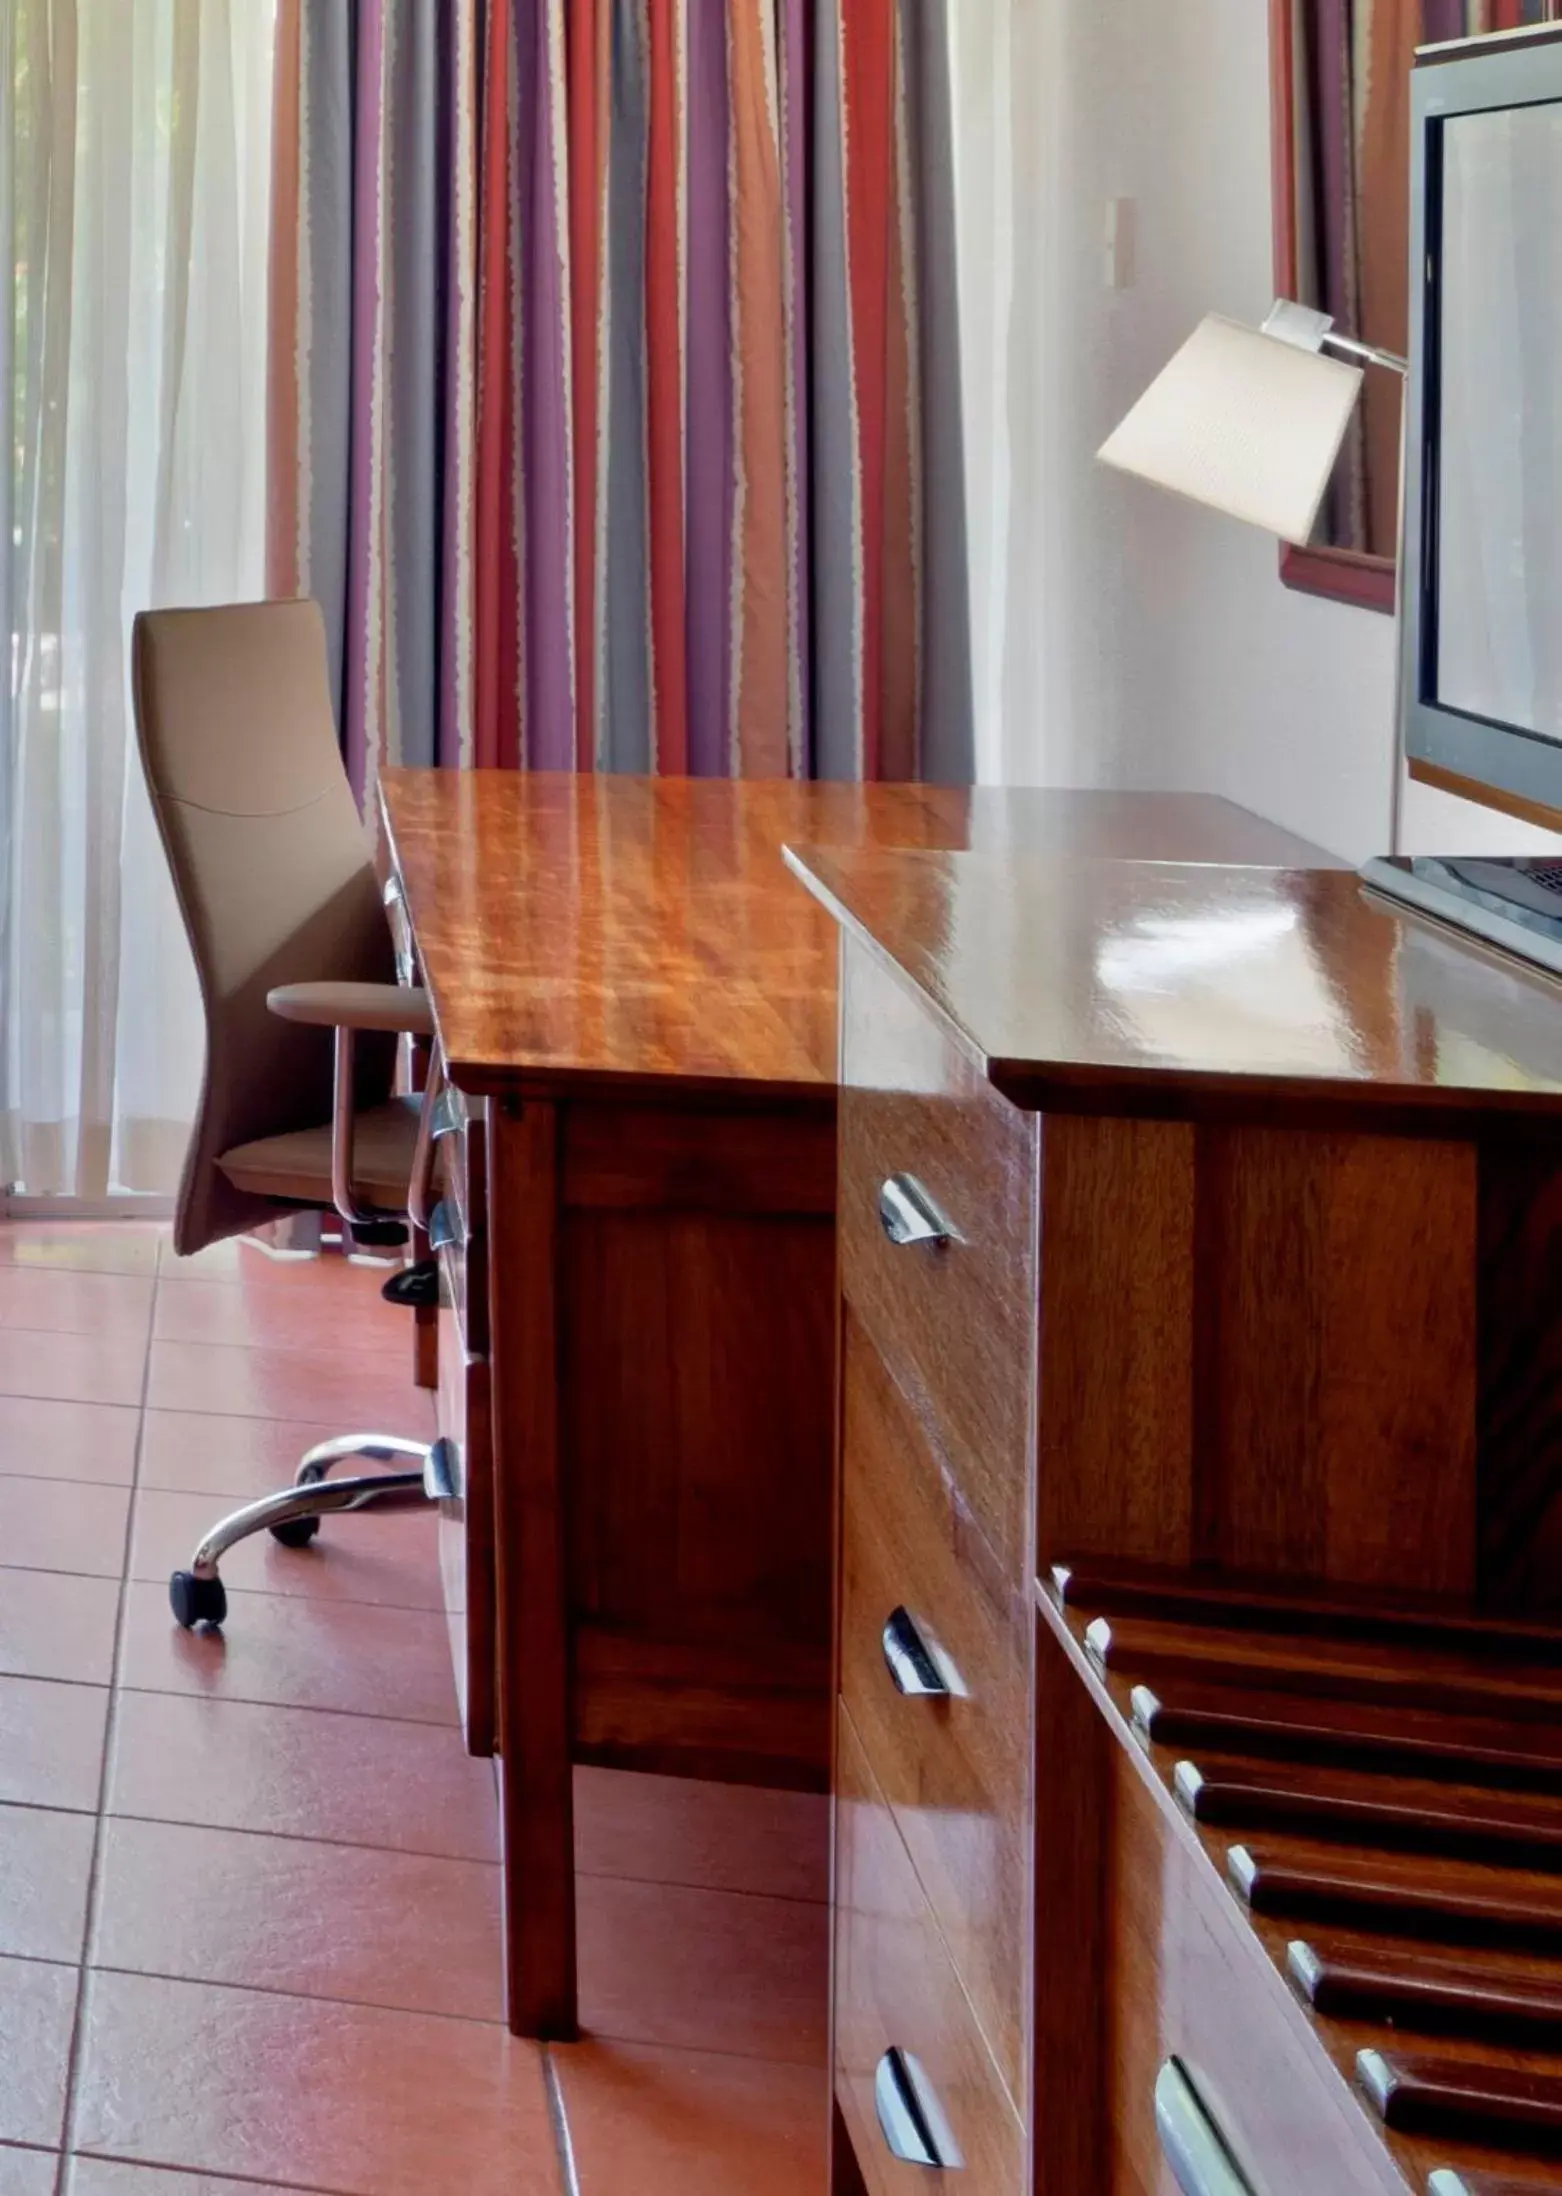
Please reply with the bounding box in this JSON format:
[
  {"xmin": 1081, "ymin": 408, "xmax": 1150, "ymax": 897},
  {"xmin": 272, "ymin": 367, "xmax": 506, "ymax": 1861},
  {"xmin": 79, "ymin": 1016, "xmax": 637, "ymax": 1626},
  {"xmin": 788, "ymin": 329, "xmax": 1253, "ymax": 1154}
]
[
  {"xmin": 788, "ymin": 843, "xmax": 1562, "ymax": 1121},
  {"xmin": 378, "ymin": 771, "xmax": 1328, "ymax": 1099}
]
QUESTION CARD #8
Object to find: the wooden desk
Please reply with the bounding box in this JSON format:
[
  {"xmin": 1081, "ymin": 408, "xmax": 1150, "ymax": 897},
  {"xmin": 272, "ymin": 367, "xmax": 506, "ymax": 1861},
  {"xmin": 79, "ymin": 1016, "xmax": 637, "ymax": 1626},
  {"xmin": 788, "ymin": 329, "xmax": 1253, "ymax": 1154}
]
[
  {"xmin": 786, "ymin": 841, "xmax": 1562, "ymax": 2192},
  {"xmin": 377, "ymin": 770, "xmax": 1330, "ymax": 2039}
]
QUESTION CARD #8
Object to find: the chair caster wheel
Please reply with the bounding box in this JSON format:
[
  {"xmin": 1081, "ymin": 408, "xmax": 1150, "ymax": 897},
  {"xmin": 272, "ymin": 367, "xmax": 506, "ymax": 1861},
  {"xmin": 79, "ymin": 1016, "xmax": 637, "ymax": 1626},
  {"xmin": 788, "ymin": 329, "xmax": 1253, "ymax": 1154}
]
[
  {"xmin": 382, "ymin": 1258, "xmax": 439, "ymax": 1310},
  {"xmin": 170, "ymin": 1571, "xmax": 227, "ymax": 1629},
  {"xmin": 270, "ymin": 1515, "xmax": 321, "ymax": 1550}
]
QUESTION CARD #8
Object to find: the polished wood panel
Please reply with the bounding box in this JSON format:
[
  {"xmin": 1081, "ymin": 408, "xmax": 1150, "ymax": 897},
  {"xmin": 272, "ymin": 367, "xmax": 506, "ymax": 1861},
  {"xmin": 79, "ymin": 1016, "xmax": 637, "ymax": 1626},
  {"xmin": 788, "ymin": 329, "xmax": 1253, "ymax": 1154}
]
[
  {"xmin": 1032, "ymin": 1609, "xmax": 1114, "ymax": 2189},
  {"xmin": 1360, "ymin": 2053, "xmax": 1562, "ymax": 2144},
  {"xmin": 1050, "ymin": 1560, "xmax": 1562, "ymax": 1655},
  {"xmin": 1134, "ymin": 1680, "xmax": 1562, "ymax": 1792},
  {"xmin": 1104, "ymin": 1727, "xmax": 1400, "ymax": 2191},
  {"xmin": 838, "ymin": 1312, "xmax": 1030, "ymax": 2104},
  {"xmin": 1047, "ymin": 1563, "xmax": 1562, "ymax": 2188},
  {"xmin": 1080, "ymin": 1616, "xmax": 1562, "ymax": 1730},
  {"xmin": 1036, "ymin": 1120, "xmax": 1479, "ymax": 1593},
  {"xmin": 1083, "ymin": 1611, "xmax": 1562, "ymax": 1726},
  {"xmin": 1037, "ymin": 1116, "xmax": 1196, "ymax": 1567},
  {"xmin": 561, "ymin": 1102, "xmax": 836, "ymax": 1213},
  {"xmin": 571, "ymin": 1626, "xmax": 829, "ymax": 1788},
  {"xmin": 789, "ymin": 849, "xmax": 1562, "ymax": 1128},
  {"xmin": 838, "ymin": 939, "xmax": 1039, "ymax": 1576},
  {"xmin": 1031, "ymin": 1610, "xmax": 1407, "ymax": 2195},
  {"xmin": 1196, "ymin": 1126, "xmax": 1477, "ymax": 1590},
  {"xmin": 1233, "ymin": 1843, "xmax": 1562, "ymax": 1949},
  {"xmin": 1179, "ymin": 1756, "xmax": 1562, "ymax": 1867},
  {"xmin": 487, "ymin": 1095, "xmax": 575, "ymax": 2039},
  {"xmin": 833, "ymin": 1706, "xmax": 1024, "ymax": 2196},
  {"xmin": 561, "ymin": 1104, "xmax": 836, "ymax": 1791},
  {"xmin": 1291, "ymin": 1939, "xmax": 1562, "ymax": 2043},
  {"xmin": 380, "ymin": 774, "xmax": 1327, "ymax": 1101},
  {"xmin": 1479, "ymin": 1145, "xmax": 1562, "ymax": 1613}
]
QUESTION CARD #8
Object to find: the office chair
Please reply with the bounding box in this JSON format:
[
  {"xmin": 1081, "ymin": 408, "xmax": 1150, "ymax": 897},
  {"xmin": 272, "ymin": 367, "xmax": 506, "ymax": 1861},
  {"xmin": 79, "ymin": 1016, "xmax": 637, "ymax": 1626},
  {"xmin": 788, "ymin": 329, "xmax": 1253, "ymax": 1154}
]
[{"xmin": 133, "ymin": 600, "xmax": 447, "ymax": 1631}]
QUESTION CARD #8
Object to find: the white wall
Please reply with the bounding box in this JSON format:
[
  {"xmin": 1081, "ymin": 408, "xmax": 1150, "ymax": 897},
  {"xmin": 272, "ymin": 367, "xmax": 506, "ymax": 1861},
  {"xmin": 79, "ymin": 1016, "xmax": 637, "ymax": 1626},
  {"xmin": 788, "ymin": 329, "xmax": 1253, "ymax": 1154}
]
[{"xmin": 984, "ymin": 0, "xmax": 1562, "ymax": 863}]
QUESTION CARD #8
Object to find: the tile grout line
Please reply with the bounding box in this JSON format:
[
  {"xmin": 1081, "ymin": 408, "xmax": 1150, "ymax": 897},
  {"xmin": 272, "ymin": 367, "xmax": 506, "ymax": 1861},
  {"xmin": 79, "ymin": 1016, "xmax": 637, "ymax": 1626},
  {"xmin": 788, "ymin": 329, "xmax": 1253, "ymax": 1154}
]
[
  {"xmin": 0, "ymin": 1557, "xmax": 444, "ymax": 1619},
  {"xmin": 0, "ymin": 1783, "xmax": 823, "ymax": 1903},
  {"xmin": 9, "ymin": 1231, "xmax": 825, "ymax": 2192},
  {"xmin": 51, "ymin": 1262, "xmax": 161, "ymax": 2196},
  {"xmin": 57, "ymin": 2143, "xmax": 408, "ymax": 2196}
]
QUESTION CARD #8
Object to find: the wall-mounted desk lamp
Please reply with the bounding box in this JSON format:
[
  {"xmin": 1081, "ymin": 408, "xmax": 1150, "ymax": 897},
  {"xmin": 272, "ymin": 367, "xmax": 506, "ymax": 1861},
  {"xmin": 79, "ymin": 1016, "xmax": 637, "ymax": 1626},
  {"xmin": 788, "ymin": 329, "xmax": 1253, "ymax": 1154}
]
[{"xmin": 1098, "ymin": 301, "xmax": 1409, "ymax": 846}]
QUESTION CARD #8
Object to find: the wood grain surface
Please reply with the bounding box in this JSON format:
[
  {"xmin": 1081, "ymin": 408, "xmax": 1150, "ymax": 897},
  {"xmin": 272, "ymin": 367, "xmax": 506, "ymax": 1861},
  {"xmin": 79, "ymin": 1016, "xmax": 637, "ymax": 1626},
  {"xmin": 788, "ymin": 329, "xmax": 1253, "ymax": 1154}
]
[
  {"xmin": 789, "ymin": 846, "xmax": 1562, "ymax": 1130},
  {"xmin": 379, "ymin": 771, "xmax": 1331, "ymax": 1099}
]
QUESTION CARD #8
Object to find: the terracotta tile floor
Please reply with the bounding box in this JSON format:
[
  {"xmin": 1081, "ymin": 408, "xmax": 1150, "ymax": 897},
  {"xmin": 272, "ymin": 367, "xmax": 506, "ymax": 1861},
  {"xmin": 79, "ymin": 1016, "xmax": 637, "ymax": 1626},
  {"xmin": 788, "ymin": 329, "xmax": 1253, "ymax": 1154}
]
[{"xmin": 0, "ymin": 1221, "xmax": 829, "ymax": 2196}]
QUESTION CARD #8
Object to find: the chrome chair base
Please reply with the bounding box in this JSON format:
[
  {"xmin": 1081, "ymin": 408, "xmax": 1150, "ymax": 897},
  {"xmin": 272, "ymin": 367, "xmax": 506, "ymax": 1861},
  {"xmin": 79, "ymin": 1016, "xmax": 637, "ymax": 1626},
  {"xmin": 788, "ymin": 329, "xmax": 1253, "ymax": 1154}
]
[{"xmin": 168, "ymin": 1432, "xmax": 441, "ymax": 1630}]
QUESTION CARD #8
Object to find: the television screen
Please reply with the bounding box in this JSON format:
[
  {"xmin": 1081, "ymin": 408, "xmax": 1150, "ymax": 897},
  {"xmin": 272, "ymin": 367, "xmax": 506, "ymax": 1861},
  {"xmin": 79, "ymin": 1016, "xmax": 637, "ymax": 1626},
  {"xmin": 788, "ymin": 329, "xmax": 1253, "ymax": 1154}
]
[{"xmin": 1434, "ymin": 98, "xmax": 1562, "ymax": 745}]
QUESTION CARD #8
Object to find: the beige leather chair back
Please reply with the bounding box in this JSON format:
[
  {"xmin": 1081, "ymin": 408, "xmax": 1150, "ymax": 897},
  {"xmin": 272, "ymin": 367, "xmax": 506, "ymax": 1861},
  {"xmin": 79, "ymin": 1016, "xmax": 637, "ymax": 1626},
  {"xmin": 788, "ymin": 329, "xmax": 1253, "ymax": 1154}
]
[{"xmin": 133, "ymin": 601, "xmax": 396, "ymax": 1253}]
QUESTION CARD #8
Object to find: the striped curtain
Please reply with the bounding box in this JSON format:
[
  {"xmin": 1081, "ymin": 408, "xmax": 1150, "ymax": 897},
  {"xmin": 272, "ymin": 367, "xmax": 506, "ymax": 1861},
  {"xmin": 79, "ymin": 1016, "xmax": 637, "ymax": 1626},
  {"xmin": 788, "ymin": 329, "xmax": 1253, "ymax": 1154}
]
[
  {"xmin": 1294, "ymin": 0, "xmax": 1562, "ymax": 557},
  {"xmin": 267, "ymin": 2, "xmax": 973, "ymax": 797}
]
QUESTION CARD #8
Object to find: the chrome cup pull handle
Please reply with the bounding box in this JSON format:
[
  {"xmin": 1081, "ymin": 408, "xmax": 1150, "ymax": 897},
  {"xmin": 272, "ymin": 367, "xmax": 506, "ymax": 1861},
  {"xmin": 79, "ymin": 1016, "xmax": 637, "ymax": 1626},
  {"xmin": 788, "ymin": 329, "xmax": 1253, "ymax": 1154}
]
[
  {"xmin": 878, "ymin": 1174, "xmax": 951, "ymax": 1249},
  {"xmin": 1154, "ymin": 2060, "xmax": 1254, "ymax": 2196},
  {"xmin": 873, "ymin": 2049, "xmax": 963, "ymax": 2171},
  {"xmin": 423, "ymin": 1437, "xmax": 459, "ymax": 1502},
  {"xmin": 428, "ymin": 1199, "xmax": 462, "ymax": 1256},
  {"xmin": 882, "ymin": 1607, "xmax": 951, "ymax": 1699}
]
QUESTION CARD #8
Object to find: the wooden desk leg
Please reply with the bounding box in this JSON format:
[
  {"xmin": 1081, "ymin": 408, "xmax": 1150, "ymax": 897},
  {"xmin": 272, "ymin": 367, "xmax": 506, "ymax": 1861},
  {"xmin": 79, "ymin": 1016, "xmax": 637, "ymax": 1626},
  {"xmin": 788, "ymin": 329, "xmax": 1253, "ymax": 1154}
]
[{"xmin": 489, "ymin": 1096, "xmax": 577, "ymax": 2038}]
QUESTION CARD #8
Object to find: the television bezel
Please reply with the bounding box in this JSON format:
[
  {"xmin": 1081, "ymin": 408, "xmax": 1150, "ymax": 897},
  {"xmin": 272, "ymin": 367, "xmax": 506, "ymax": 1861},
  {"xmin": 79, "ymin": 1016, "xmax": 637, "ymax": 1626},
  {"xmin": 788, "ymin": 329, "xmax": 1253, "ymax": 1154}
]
[{"xmin": 1403, "ymin": 31, "xmax": 1562, "ymax": 819}]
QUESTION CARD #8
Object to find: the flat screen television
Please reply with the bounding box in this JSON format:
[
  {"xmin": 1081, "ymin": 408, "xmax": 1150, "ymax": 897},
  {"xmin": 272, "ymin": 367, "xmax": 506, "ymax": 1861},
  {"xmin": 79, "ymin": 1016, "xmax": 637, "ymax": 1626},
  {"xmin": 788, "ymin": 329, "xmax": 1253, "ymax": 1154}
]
[
  {"xmin": 1361, "ymin": 25, "xmax": 1562, "ymax": 974},
  {"xmin": 1402, "ymin": 28, "xmax": 1562, "ymax": 814}
]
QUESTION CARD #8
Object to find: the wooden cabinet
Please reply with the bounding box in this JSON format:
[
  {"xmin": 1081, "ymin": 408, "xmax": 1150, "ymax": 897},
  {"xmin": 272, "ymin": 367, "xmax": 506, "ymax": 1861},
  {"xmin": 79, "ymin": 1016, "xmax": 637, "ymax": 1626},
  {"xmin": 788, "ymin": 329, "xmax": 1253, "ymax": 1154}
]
[
  {"xmin": 799, "ymin": 845, "xmax": 1562, "ymax": 2194},
  {"xmin": 382, "ymin": 772, "xmax": 1344, "ymax": 2043}
]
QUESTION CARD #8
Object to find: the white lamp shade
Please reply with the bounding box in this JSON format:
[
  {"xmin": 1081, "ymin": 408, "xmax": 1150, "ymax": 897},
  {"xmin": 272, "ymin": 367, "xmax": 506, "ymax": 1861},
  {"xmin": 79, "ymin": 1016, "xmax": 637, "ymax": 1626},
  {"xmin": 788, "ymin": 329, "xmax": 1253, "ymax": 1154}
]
[{"xmin": 1097, "ymin": 313, "xmax": 1365, "ymax": 545}]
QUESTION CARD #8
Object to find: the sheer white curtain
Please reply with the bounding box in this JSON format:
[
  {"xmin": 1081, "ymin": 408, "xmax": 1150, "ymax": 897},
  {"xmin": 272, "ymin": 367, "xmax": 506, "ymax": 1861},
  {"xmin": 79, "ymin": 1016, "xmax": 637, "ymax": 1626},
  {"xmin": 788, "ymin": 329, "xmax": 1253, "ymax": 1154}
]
[
  {"xmin": 0, "ymin": 0, "xmax": 275, "ymax": 1198},
  {"xmin": 947, "ymin": 0, "xmax": 1095, "ymax": 791}
]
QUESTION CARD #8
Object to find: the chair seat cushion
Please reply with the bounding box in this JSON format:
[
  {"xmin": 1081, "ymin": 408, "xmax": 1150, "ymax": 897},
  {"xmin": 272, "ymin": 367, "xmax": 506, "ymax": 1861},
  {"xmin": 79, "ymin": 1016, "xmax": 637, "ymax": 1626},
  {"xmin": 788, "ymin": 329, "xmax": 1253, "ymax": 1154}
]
[{"xmin": 216, "ymin": 1096, "xmax": 420, "ymax": 1212}]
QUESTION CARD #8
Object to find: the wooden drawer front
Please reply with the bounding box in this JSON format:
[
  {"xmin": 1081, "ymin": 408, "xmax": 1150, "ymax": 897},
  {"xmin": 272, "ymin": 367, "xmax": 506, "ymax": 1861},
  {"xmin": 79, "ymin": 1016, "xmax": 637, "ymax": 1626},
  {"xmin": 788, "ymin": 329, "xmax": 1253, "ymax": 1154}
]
[
  {"xmin": 436, "ymin": 1308, "xmax": 495, "ymax": 1758},
  {"xmin": 839, "ymin": 1310, "xmax": 1030, "ymax": 2106},
  {"xmin": 838, "ymin": 939, "xmax": 1039, "ymax": 1576},
  {"xmin": 835, "ymin": 1705, "xmax": 1024, "ymax": 2196},
  {"xmin": 1107, "ymin": 1751, "xmax": 1401, "ymax": 2196}
]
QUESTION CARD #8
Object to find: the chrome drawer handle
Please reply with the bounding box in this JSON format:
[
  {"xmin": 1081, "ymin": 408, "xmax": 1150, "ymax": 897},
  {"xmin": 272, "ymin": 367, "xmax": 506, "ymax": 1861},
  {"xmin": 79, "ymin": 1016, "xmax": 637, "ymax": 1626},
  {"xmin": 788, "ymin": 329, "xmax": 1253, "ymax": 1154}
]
[
  {"xmin": 878, "ymin": 1174, "xmax": 951, "ymax": 1249},
  {"xmin": 431, "ymin": 1088, "xmax": 463, "ymax": 1141},
  {"xmin": 1154, "ymin": 2061, "xmax": 1254, "ymax": 2196},
  {"xmin": 428, "ymin": 1198, "xmax": 462, "ymax": 1255},
  {"xmin": 423, "ymin": 1436, "xmax": 459, "ymax": 1502},
  {"xmin": 874, "ymin": 2049, "xmax": 963, "ymax": 2171},
  {"xmin": 882, "ymin": 1607, "xmax": 951, "ymax": 1699}
]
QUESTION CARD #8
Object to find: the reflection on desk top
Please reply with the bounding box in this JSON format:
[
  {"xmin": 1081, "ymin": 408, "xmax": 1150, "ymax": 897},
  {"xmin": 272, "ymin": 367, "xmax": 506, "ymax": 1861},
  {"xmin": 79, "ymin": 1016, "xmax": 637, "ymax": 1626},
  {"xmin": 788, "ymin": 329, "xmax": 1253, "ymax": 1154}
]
[
  {"xmin": 377, "ymin": 770, "xmax": 1328, "ymax": 1099},
  {"xmin": 786, "ymin": 843, "xmax": 1562, "ymax": 1124}
]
